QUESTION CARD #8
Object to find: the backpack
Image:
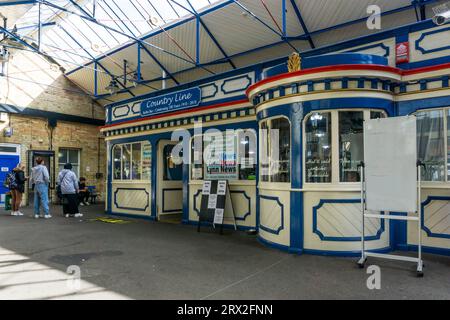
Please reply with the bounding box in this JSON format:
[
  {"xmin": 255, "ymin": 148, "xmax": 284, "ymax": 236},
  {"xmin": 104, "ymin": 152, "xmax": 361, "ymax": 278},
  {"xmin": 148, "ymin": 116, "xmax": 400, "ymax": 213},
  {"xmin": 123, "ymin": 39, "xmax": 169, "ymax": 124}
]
[{"xmin": 5, "ymin": 171, "xmax": 18, "ymax": 190}]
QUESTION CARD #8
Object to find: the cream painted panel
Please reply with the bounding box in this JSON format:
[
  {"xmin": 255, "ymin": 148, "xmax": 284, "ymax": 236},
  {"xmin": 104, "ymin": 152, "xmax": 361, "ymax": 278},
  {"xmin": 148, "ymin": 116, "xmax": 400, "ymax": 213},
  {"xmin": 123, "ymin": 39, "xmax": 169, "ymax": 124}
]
[
  {"xmin": 112, "ymin": 182, "xmax": 151, "ymax": 216},
  {"xmin": 189, "ymin": 182, "xmax": 257, "ymax": 228},
  {"xmin": 303, "ymin": 191, "xmax": 390, "ymax": 252},
  {"xmin": 258, "ymin": 189, "xmax": 290, "ymax": 247},
  {"xmin": 407, "ymin": 188, "xmax": 450, "ymax": 250},
  {"xmin": 410, "ymin": 25, "xmax": 450, "ymax": 62},
  {"xmin": 316, "ymin": 202, "xmax": 381, "ymax": 238},
  {"xmin": 163, "ymin": 189, "xmax": 183, "ymax": 213}
]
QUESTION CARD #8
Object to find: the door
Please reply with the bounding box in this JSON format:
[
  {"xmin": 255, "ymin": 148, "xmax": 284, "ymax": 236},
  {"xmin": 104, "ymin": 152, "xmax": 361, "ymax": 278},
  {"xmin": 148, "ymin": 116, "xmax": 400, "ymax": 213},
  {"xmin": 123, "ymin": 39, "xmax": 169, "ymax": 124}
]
[
  {"xmin": 0, "ymin": 144, "xmax": 20, "ymax": 207},
  {"xmin": 157, "ymin": 140, "xmax": 183, "ymax": 222},
  {"xmin": 27, "ymin": 150, "xmax": 55, "ymax": 205}
]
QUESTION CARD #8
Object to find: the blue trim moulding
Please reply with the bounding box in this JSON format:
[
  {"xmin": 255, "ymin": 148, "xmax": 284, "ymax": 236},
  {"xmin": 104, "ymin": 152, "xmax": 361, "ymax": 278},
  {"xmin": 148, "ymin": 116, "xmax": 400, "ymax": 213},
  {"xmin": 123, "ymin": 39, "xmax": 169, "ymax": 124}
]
[
  {"xmin": 415, "ymin": 26, "xmax": 450, "ymax": 54},
  {"xmin": 259, "ymin": 195, "xmax": 284, "ymax": 235},
  {"xmin": 421, "ymin": 196, "xmax": 450, "ymax": 240},
  {"xmin": 312, "ymin": 199, "xmax": 385, "ymax": 242},
  {"xmin": 113, "ymin": 188, "xmax": 150, "ymax": 212}
]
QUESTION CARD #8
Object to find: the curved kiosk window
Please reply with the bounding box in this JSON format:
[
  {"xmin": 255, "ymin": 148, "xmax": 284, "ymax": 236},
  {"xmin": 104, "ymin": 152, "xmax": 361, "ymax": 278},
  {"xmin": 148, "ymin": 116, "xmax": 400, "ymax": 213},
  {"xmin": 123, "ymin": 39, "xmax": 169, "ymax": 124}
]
[{"xmin": 248, "ymin": 53, "xmax": 396, "ymax": 254}]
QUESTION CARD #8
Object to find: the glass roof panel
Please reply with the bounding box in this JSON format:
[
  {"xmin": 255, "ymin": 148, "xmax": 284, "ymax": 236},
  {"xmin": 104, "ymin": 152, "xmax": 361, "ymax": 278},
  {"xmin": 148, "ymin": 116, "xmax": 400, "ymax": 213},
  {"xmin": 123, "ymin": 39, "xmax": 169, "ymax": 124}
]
[{"xmin": 12, "ymin": 0, "xmax": 222, "ymax": 72}]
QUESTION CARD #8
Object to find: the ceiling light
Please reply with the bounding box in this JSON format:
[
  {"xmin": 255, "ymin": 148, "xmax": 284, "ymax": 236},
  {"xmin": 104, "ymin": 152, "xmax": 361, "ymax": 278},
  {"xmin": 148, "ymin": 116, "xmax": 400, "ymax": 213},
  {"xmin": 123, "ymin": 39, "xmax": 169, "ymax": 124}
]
[
  {"xmin": 105, "ymin": 79, "xmax": 120, "ymax": 95},
  {"xmin": 148, "ymin": 16, "xmax": 160, "ymax": 27},
  {"xmin": 131, "ymin": 72, "xmax": 143, "ymax": 87},
  {"xmin": 0, "ymin": 48, "xmax": 9, "ymax": 63}
]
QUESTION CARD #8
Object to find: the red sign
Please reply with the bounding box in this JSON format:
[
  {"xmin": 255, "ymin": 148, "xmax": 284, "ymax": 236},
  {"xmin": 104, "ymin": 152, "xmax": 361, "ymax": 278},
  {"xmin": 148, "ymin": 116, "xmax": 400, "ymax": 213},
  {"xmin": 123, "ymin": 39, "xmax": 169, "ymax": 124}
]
[{"xmin": 396, "ymin": 42, "xmax": 410, "ymax": 64}]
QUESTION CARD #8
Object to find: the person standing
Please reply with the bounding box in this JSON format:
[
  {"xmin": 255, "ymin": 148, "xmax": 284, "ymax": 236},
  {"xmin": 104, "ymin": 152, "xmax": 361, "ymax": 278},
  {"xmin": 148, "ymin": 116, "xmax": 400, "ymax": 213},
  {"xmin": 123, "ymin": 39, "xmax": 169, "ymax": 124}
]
[
  {"xmin": 57, "ymin": 163, "xmax": 82, "ymax": 218},
  {"xmin": 10, "ymin": 163, "xmax": 27, "ymax": 216},
  {"xmin": 31, "ymin": 157, "xmax": 51, "ymax": 219}
]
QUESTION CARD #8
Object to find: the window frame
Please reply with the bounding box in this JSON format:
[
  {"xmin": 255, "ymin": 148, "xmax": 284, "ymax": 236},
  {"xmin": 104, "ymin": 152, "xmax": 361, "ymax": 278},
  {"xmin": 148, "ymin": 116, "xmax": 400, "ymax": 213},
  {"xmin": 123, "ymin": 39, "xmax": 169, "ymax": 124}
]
[
  {"xmin": 112, "ymin": 141, "xmax": 151, "ymax": 182},
  {"xmin": 189, "ymin": 129, "xmax": 258, "ymax": 182},
  {"xmin": 58, "ymin": 148, "xmax": 81, "ymax": 178},
  {"xmin": 415, "ymin": 106, "xmax": 450, "ymax": 185},
  {"xmin": 258, "ymin": 115, "xmax": 292, "ymax": 184},
  {"xmin": 303, "ymin": 109, "xmax": 387, "ymax": 186}
]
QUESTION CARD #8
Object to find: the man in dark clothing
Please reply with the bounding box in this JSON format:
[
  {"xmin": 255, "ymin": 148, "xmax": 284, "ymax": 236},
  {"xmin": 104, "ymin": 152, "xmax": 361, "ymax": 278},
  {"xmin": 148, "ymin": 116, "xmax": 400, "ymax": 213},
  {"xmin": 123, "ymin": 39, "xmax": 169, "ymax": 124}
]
[{"xmin": 78, "ymin": 177, "xmax": 90, "ymax": 206}]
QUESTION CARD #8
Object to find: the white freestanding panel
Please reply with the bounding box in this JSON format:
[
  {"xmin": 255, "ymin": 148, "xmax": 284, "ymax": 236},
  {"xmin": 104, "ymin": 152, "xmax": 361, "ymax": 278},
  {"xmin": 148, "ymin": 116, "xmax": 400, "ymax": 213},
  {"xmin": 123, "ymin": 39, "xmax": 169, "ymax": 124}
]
[
  {"xmin": 364, "ymin": 116, "xmax": 417, "ymax": 212},
  {"xmin": 359, "ymin": 116, "xmax": 423, "ymax": 276}
]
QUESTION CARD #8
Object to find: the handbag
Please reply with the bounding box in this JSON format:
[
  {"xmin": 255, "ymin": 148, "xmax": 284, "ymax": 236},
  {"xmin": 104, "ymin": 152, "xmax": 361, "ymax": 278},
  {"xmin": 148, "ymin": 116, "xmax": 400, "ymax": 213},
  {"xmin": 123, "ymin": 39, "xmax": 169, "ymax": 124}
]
[{"xmin": 57, "ymin": 171, "xmax": 69, "ymax": 198}]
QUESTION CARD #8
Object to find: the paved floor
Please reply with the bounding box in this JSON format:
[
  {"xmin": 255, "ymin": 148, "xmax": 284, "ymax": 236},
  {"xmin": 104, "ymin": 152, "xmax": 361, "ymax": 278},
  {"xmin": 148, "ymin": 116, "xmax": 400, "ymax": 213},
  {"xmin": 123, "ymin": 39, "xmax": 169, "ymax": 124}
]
[{"xmin": 0, "ymin": 204, "xmax": 449, "ymax": 300}]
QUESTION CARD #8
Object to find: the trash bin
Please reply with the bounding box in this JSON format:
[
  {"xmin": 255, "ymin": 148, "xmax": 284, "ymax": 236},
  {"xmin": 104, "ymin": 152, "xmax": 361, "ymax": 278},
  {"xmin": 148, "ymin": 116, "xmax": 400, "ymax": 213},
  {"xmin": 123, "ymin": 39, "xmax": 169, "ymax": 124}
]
[{"xmin": 5, "ymin": 192, "xmax": 12, "ymax": 211}]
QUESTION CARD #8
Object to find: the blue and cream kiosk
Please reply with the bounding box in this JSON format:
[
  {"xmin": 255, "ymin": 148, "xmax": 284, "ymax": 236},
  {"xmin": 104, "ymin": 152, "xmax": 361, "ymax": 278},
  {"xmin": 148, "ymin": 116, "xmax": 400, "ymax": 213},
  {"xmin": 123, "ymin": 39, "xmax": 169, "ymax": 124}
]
[{"xmin": 102, "ymin": 21, "xmax": 450, "ymax": 257}]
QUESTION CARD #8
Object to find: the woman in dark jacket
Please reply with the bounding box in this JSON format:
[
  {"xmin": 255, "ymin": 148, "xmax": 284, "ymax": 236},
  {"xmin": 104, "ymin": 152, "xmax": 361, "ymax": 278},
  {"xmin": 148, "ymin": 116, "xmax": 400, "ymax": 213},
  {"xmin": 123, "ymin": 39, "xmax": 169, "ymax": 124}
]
[{"xmin": 11, "ymin": 163, "xmax": 27, "ymax": 216}]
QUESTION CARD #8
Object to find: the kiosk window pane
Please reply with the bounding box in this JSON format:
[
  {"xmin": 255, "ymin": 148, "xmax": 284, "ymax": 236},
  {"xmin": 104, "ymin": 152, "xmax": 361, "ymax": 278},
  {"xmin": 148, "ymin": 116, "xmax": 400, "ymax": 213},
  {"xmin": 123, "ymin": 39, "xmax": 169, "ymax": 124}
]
[
  {"xmin": 371, "ymin": 111, "xmax": 386, "ymax": 119},
  {"xmin": 417, "ymin": 110, "xmax": 445, "ymax": 182},
  {"xmin": 113, "ymin": 146, "xmax": 121, "ymax": 180},
  {"xmin": 142, "ymin": 142, "xmax": 152, "ymax": 181},
  {"xmin": 339, "ymin": 111, "xmax": 364, "ymax": 182},
  {"xmin": 238, "ymin": 130, "xmax": 257, "ymax": 181},
  {"xmin": 271, "ymin": 118, "xmax": 291, "ymax": 183},
  {"xmin": 448, "ymin": 110, "xmax": 450, "ymax": 181},
  {"xmin": 132, "ymin": 143, "xmax": 142, "ymax": 180},
  {"xmin": 191, "ymin": 138, "xmax": 204, "ymax": 180},
  {"xmin": 305, "ymin": 112, "xmax": 332, "ymax": 183},
  {"xmin": 122, "ymin": 144, "xmax": 131, "ymax": 180},
  {"xmin": 260, "ymin": 121, "xmax": 270, "ymax": 182}
]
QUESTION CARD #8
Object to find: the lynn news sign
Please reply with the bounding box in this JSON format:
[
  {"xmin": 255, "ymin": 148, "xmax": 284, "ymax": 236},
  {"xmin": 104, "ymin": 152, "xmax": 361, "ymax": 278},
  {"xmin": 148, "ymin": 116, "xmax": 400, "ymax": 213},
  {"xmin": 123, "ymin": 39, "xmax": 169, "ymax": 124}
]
[{"xmin": 140, "ymin": 87, "xmax": 202, "ymax": 117}]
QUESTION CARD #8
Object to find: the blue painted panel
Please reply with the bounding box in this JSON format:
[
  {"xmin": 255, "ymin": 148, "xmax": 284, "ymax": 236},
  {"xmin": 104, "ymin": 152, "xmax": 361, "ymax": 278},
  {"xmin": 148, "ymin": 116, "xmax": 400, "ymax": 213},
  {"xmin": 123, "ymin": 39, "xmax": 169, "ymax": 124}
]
[
  {"xmin": 0, "ymin": 155, "xmax": 19, "ymax": 205},
  {"xmin": 141, "ymin": 87, "xmax": 201, "ymax": 117},
  {"xmin": 302, "ymin": 53, "xmax": 388, "ymax": 68}
]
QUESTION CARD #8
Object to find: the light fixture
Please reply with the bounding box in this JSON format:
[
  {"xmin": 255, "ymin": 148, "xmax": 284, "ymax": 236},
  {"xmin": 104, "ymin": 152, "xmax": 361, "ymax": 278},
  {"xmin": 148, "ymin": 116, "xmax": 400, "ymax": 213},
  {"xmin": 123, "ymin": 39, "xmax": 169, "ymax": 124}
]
[
  {"xmin": 0, "ymin": 25, "xmax": 26, "ymax": 50},
  {"xmin": 148, "ymin": 16, "xmax": 159, "ymax": 27},
  {"xmin": 311, "ymin": 113, "xmax": 323, "ymax": 121},
  {"xmin": 433, "ymin": 2, "xmax": 450, "ymax": 25},
  {"xmin": 105, "ymin": 79, "xmax": 120, "ymax": 95},
  {"xmin": 0, "ymin": 48, "xmax": 9, "ymax": 63},
  {"xmin": 91, "ymin": 42, "xmax": 102, "ymax": 53},
  {"xmin": 131, "ymin": 71, "xmax": 143, "ymax": 87}
]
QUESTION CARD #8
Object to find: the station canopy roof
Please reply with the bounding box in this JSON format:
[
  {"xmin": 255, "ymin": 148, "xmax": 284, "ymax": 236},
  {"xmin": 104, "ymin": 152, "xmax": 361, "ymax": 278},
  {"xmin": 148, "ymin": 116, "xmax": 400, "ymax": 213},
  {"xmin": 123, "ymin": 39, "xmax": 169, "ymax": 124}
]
[{"xmin": 0, "ymin": 0, "xmax": 443, "ymax": 105}]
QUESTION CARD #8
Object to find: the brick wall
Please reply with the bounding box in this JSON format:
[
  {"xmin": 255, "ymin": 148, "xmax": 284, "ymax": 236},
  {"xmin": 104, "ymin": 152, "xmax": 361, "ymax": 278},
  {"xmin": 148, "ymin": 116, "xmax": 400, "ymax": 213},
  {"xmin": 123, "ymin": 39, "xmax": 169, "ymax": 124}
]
[
  {"xmin": 0, "ymin": 50, "xmax": 107, "ymax": 205},
  {"xmin": 0, "ymin": 114, "xmax": 106, "ymax": 204}
]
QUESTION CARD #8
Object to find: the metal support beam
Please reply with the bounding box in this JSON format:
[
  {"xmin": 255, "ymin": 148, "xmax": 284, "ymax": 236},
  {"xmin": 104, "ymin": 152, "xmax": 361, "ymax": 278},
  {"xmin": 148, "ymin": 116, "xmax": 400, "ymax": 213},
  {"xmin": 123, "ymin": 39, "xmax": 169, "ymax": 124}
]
[
  {"xmin": 289, "ymin": 0, "xmax": 315, "ymax": 49},
  {"xmin": 183, "ymin": 0, "xmax": 236, "ymax": 69}
]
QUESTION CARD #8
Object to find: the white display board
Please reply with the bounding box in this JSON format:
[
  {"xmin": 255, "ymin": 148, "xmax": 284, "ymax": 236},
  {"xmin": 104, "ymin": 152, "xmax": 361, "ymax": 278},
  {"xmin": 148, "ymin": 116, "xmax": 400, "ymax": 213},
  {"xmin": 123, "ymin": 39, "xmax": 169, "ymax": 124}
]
[{"xmin": 364, "ymin": 116, "xmax": 417, "ymax": 212}]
